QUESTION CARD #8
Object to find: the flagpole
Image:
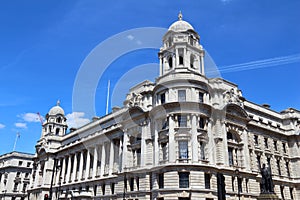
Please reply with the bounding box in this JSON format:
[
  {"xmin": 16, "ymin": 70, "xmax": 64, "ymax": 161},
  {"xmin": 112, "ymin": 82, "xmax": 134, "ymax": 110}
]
[{"xmin": 13, "ymin": 132, "xmax": 20, "ymax": 151}]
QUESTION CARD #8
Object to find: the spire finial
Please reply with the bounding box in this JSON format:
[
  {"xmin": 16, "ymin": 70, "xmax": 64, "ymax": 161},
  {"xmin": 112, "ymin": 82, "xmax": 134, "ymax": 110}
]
[
  {"xmin": 178, "ymin": 11, "xmax": 183, "ymax": 21},
  {"xmin": 56, "ymin": 100, "xmax": 60, "ymax": 106}
]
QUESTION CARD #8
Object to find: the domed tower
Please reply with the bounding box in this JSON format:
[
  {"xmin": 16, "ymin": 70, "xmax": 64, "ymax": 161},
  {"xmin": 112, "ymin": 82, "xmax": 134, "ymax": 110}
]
[
  {"xmin": 42, "ymin": 100, "xmax": 68, "ymax": 137},
  {"xmin": 158, "ymin": 12, "xmax": 205, "ymax": 76}
]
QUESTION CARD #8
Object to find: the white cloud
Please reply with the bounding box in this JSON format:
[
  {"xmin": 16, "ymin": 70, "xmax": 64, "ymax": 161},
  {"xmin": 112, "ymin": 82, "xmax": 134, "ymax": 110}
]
[
  {"xmin": 0, "ymin": 123, "xmax": 5, "ymax": 129},
  {"xmin": 15, "ymin": 122, "xmax": 27, "ymax": 129},
  {"xmin": 19, "ymin": 112, "xmax": 43, "ymax": 123},
  {"xmin": 66, "ymin": 112, "xmax": 90, "ymax": 128}
]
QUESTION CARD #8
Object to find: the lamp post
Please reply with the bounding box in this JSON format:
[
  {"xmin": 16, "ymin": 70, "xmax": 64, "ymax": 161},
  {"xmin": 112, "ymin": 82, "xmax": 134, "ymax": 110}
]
[{"xmin": 235, "ymin": 169, "xmax": 241, "ymax": 200}]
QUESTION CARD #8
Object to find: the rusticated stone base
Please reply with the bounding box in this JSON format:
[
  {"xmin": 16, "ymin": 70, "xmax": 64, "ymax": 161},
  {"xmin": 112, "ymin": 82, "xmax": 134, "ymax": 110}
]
[{"xmin": 257, "ymin": 193, "xmax": 279, "ymax": 200}]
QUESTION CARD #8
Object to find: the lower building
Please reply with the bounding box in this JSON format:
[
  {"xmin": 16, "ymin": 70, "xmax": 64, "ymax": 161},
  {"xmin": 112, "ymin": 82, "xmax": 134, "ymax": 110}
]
[
  {"xmin": 28, "ymin": 14, "xmax": 300, "ymax": 200},
  {"xmin": 0, "ymin": 151, "xmax": 34, "ymax": 200}
]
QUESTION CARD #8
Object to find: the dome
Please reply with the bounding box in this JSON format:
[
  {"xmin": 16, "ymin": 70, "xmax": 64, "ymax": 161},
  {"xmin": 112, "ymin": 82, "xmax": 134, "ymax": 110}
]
[
  {"xmin": 168, "ymin": 12, "xmax": 194, "ymax": 32},
  {"xmin": 48, "ymin": 100, "xmax": 65, "ymax": 115}
]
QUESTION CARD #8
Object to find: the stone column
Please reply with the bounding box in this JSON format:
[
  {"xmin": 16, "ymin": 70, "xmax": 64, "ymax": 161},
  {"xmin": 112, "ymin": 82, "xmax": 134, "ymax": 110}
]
[
  {"xmin": 78, "ymin": 151, "xmax": 84, "ymax": 180},
  {"xmin": 66, "ymin": 155, "xmax": 72, "ymax": 183},
  {"xmin": 92, "ymin": 146, "xmax": 98, "ymax": 178},
  {"xmin": 100, "ymin": 144, "xmax": 105, "ymax": 177},
  {"xmin": 109, "ymin": 140, "xmax": 114, "ymax": 175},
  {"xmin": 72, "ymin": 153, "xmax": 77, "ymax": 182},
  {"xmin": 61, "ymin": 157, "xmax": 66, "ymax": 183},
  {"xmin": 175, "ymin": 48, "xmax": 179, "ymax": 67},
  {"xmin": 55, "ymin": 159, "xmax": 61, "ymax": 186},
  {"xmin": 85, "ymin": 148, "xmax": 91, "ymax": 179}
]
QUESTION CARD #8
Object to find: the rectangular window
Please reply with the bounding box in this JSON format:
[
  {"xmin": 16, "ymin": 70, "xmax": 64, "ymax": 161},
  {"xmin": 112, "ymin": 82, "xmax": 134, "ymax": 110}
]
[
  {"xmin": 280, "ymin": 186, "xmax": 285, "ymax": 200},
  {"xmin": 286, "ymin": 162, "xmax": 290, "ymax": 177},
  {"xmin": 102, "ymin": 184, "xmax": 105, "ymax": 195},
  {"xmin": 158, "ymin": 173, "xmax": 164, "ymax": 189},
  {"xmin": 283, "ymin": 143, "xmax": 287, "ymax": 153},
  {"xmin": 199, "ymin": 92, "xmax": 204, "ymax": 103},
  {"xmin": 178, "ymin": 141, "xmax": 188, "ymax": 160},
  {"xmin": 277, "ymin": 159, "xmax": 281, "ymax": 175},
  {"xmin": 136, "ymin": 148, "xmax": 141, "ymax": 167},
  {"xmin": 161, "ymin": 143, "xmax": 168, "ymax": 161},
  {"xmin": 111, "ymin": 183, "xmax": 115, "ymax": 194},
  {"xmin": 264, "ymin": 138, "xmax": 268, "ymax": 149},
  {"xmin": 160, "ymin": 93, "xmax": 166, "ymax": 104},
  {"xmin": 290, "ymin": 187, "xmax": 294, "ymax": 200},
  {"xmin": 18, "ymin": 161, "xmax": 23, "ymax": 166},
  {"xmin": 254, "ymin": 135, "xmax": 258, "ymax": 146},
  {"xmin": 13, "ymin": 182, "xmax": 19, "ymax": 192},
  {"xmin": 204, "ymin": 173, "xmax": 211, "ymax": 189},
  {"xmin": 200, "ymin": 141, "xmax": 206, "ymax": 160},
  {"xmin": 178, "ymin": 115, "xmax": 187, "ymax": 127},
  {"xmin": 130, "ymin": 177, "xmax": 134, "ymax": 191},
  {"xmin": 27, "ymin": 162, "xmax": 31, "ymax": 167},
  {"xmin": 238, "ymin": 177, "xmax": 243, "ymax": 193},
  {"xmin": 199, "ymin": 117, "xmax": 205, "ymax": 129},
  {"xmin": 228, "ymin": 147, "xmax": 233, "ymax": 166},
  {"xmin": 178, "ymin": 90, "xmax": 186, "ymax": 102},
  {"xmin": 257, "ymin": 155, "xmax": 261, "ymax": 169},
  {"xmin": 136, "ymin": 177, "xmax": 139, "ymax": 190},
  {"xmin": 179, "ymin": 172, "xmax": 189, "ymax": 188},
  {"xmin": 232, "ymin": 177, "xmax": 235, "ymax": 191},
  {"xmin": 274, "ymin": 140, "xmax": 278, "ymax": 151}
]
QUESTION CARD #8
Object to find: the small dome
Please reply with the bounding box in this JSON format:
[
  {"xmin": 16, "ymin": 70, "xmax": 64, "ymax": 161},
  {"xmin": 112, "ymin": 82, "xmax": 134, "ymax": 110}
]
[
  {"xmin": 168, "ymin": 12, "xmax": 194, "ymax": 32},
  {"xmin": 48, "ymin": 100, "xmax": 65, "ymax": 115}
]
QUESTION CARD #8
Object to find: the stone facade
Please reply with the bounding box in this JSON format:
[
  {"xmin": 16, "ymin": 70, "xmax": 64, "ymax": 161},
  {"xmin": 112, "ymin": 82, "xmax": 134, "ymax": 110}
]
[
  {"xmin": 28, "ymin": 14, "xmax": 300, "ymax": 200},
  {"xmin": 0, "ymin": 151, "xmax": 34, "ymax": 200}
]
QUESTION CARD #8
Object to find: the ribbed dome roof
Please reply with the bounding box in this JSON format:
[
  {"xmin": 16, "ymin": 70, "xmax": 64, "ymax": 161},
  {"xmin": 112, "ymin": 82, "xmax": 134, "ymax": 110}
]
[
  {"xmin": 48, "ymin": 100, "xmax": 65, "ymax": 115},
  {"xmin": 168, "ymin": 12, "xmax": 194, "ymax": 32}
]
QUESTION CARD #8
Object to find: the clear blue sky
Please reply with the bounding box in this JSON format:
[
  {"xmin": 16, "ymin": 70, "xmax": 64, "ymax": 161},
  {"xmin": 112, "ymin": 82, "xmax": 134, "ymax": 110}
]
[{"xmin": 0, "ymin": 0, "xmax": 299, "ymax": 154}]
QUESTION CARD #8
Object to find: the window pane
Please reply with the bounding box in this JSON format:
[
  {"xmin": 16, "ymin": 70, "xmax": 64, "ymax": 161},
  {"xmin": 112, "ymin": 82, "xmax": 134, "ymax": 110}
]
[
  {"xmin": 179, "ymin": 141, "xmax": 188, "ymax": 160},
  {"xmin": 199, "ymin": 92, "xmax": 204, "ymax": 103},
  {"xmin": 160, "ymin": 93, "xmax": 166, "ymax": 104},
  {"xmin": 178, "ymin": 90, "xmax": 186, "ymax": 102},
  {"xmin": 178, "ymin": 115, "xmax": 187, "ymax": 127},
  {"xmin": 179, "ymin": 172, "xmax": 189, "ymax": 188}
]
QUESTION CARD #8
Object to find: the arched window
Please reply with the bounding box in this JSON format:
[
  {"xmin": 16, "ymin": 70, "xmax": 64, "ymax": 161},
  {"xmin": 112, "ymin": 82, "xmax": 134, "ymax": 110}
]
[{"xmin": 56, "ymin": 117, "xmax": 61, "ymax": 123}]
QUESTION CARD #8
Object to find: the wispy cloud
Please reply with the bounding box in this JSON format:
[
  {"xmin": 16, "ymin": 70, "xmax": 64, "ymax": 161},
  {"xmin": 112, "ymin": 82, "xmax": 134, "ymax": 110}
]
[
  {"xmin": 0, "ymin": 123, "xmax": 5, "ymax": 129},
  {"xmin": 207, "ymin": 54, "xmax": 300, "ymax": 74},
  {"xmin": 15, "ymin": 122, "xmax": 27, "ymax": 129},
  {"xmin": 66, "ymin": 112, "xmax": 90, "ymax": 128},
  {"xmin": 18, "ymin": 112, "xmax": 43, "ymax": 123}
]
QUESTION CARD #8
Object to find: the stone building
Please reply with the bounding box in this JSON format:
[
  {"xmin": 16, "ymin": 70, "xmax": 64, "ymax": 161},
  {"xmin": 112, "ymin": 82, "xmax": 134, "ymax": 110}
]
[
  {"xmin": 28, "ymin": 13, "xmax": 300, "ymax": 200},
  {"xmin": 0, "ymin": 151, "xmax": 34, "ymax": 200}
]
